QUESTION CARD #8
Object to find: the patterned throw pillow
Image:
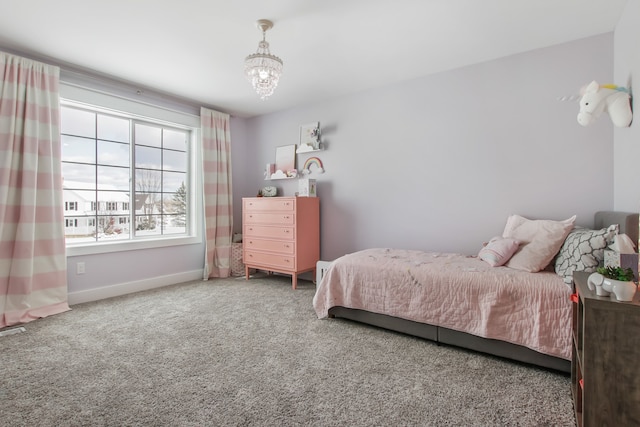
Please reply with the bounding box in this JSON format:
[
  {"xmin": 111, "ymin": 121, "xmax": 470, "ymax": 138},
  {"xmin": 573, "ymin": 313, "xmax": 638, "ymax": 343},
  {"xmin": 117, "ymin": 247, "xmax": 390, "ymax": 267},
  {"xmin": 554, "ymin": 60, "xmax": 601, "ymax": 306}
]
[{"xmin": 554, "ymin": 225, "xmax": 619, "ymax": 285}]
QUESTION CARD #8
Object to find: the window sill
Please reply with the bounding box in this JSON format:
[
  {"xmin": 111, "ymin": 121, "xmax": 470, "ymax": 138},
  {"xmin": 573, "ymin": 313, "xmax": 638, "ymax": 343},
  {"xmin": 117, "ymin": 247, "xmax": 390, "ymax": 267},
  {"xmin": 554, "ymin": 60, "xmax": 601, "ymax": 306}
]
[{"xmin": 66, "ymin": 234, "xmax": 202, "ymax": 257}]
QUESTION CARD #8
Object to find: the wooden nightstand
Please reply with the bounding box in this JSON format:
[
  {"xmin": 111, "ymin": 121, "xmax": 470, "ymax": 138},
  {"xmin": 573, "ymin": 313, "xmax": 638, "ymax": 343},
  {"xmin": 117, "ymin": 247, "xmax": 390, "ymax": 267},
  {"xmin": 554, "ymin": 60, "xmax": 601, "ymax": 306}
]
[{"xmin": 571, "ymin": 271, "xmax": 640, "ymax": 427}]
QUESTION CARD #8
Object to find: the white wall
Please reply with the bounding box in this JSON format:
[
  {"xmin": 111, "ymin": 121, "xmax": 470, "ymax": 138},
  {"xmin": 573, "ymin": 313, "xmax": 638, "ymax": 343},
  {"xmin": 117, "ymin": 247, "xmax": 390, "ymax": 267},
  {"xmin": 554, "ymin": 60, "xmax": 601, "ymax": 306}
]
[
  {"xmin": 238, "ymin": 34, "xmax": 616, "ymax": 261},
  {"xmin": 8, "ymin": 29, "xmax": 623, "ymax": 303},
  {"xmin": 613, "ymin": 0, "xmax": 640, "ymax": 213}
]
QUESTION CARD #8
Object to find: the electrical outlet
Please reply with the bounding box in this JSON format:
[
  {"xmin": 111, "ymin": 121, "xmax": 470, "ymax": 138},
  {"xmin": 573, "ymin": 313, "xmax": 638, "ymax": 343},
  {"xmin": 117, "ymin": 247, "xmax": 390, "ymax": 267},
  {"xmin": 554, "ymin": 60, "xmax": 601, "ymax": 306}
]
[{"xmin": 76, "ymin": 262, "xmax": 85, "ymax": 275}]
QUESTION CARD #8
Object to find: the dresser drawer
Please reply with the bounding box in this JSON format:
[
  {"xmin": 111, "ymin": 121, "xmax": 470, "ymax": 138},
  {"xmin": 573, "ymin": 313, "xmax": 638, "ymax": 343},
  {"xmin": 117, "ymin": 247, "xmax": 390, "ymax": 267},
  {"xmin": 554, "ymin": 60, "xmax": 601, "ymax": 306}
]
[
  {"xmin": 244, "ymin": 198, "xmax": 295, "ymax": 212},
  {"xmin": 244, "ymin": 238, "xmax": 295, "ymax": 254},
  {"xmin": 244, "ymin": 224, "xmax": 295, "ymax": 240},
  {"xmin": 244, "ymin": 251, "xmax": 295, "ymax": 270},
  {"xmin": 244, "ymin": 212, "xmax": 295, "ymax": 225}
]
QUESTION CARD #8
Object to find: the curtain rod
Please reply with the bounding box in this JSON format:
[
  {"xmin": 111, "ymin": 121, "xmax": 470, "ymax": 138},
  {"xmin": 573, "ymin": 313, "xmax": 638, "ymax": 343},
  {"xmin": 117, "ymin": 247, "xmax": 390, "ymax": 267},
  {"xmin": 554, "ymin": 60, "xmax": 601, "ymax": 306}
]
[{"xmin": 2, "ymin": 45, "xmax": 227, "ymax": 118}]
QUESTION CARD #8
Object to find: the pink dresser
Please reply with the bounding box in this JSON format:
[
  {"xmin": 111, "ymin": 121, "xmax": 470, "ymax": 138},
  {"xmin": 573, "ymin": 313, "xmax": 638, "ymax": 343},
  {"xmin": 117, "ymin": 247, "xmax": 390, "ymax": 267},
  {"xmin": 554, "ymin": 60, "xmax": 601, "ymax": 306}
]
[{"xmin": 243, "ymin": 197, "xmax": 320, "ymax": 289}]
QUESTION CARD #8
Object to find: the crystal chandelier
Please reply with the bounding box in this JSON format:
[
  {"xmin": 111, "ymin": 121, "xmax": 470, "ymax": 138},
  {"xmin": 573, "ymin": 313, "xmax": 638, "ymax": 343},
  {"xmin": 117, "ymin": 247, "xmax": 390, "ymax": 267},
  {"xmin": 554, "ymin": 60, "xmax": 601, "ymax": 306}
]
[{"xmin": 244, "ymin": 19, "xmax": 283, "ymax": 100}]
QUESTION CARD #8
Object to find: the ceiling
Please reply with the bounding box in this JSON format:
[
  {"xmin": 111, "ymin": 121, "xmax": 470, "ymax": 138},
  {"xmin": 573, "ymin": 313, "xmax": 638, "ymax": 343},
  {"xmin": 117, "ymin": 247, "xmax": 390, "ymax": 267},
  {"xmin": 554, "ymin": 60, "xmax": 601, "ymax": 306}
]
[{"xmin": 0, "ymin": 0, "xmax": 629, "ymax": 118}]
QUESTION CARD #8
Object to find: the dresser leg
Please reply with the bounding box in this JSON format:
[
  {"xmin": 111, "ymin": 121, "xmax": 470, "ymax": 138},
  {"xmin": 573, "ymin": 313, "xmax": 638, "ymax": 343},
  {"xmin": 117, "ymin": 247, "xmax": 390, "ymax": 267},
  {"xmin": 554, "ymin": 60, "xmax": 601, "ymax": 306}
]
[
  {"xmin": 292, "ymin": 273, "xmax": 298, "ymax": 290},
  {"xmin": 245, "ymin": 265, "xmax": 249, "ymax": 280}
]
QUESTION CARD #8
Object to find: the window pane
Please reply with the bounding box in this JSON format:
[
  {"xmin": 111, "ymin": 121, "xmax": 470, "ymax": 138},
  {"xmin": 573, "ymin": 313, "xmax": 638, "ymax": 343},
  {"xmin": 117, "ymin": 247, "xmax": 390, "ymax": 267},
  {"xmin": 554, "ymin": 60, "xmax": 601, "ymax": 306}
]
[
  {"xmin": 64, "ymin": 214, "xmax": 96, "ymax": 241},
  {"xmin": 62, "ymin": 103, "xmax": 192, "ymax": 246},
  {"xmin": 61, "ymin": 107, "xmax": 96, "ymax": 138},
  {"xmin": 97, "ymin": 165, "xmax": 130, "ymax": 191},
  {"xmin": 135, "ymin": 214, "xmax": 161, "ymax": 236},
  {"xmin": 134, "ymin": 192, "xmax": 160, "ymax": 216},
  {"xmin": 163, "ymin": 171, "xmax": 186, "ymax": 193},
  {"xmin": 163, "ymin": 188, "xmax": 186, "ymax": 212},
  {"xmin": 161, "ymin": 194, "xmax": 177, "ymax": 213},
  {"xmin": 163, "ymin": 129, "xmax": 187, "ymax": 151},
  {"xmin": 163, "ymin": 149, "xmax": 186, "ymax": 172},
  {"xmin": 98, "ymin": 114, "xmax": 129, "ymax": 143},
  {"xmin": 135, "ymin": 123, "xmax": 162, "ymax": 147},
  {"xmin": 164, "ymin": 215, "xmax": 186, "ymax": 234},
  {"xmin": 96, "ymin": 191, "xmax": 130, "ymax": 212},
  {"xmin": 135, "ymin": 169, "xmax": 162, "ymax": 193},
  {"xmin": 63, "ymin": 189, "xmax": 95, "ymax": 212},
  {"xmin": 63, "ymin": 163, "xmax": 96, "ymax": 188},
  {"xmin": 98, "ymin": 140, "xmax": 129, "ymax": 167},
  {"xmin": 96, "ymin": 215, "xmax": 129, "ymax": 241},
  {"xmin": 62, "ymin": 135, "xmax": 95, "ymax": 163},
  {"xmin": 135, "ymin": 145, "xmax": 161, "ymax": 169}
]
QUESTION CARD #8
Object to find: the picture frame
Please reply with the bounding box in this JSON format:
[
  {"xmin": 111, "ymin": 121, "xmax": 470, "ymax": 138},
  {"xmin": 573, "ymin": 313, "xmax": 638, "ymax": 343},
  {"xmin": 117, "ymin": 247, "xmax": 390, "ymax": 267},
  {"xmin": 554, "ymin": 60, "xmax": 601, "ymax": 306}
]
[
  {"xmin": 273, "ymin": 144, "xmax": 296, "ymax": 178},
  {"xmin": 298, "ymin": 178, "xmax": 317, "ymax": 197},
  {"xmin": 298, "ymin": 122, "xmax": 320, "ymax": 152}
]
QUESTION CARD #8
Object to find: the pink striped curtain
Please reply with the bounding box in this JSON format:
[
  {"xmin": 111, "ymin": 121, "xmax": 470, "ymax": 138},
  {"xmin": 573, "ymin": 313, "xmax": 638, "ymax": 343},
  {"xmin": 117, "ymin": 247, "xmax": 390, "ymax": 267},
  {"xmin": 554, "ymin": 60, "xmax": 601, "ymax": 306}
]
[
  {"xmin": 201, "ymin": 107, "xmax": 233, "ymax": 279},
  {"xmin": 0, "ymin": 52, "xmax": 70, "ymax": 328}
]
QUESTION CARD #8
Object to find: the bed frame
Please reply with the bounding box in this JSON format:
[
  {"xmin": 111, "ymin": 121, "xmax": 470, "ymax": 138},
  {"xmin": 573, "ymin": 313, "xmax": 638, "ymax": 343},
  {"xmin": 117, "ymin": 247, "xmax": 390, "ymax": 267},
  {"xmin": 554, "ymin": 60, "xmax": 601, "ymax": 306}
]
[{"xmin": 327, "ymin": 211, "xmax": 639, "ymax": 373}]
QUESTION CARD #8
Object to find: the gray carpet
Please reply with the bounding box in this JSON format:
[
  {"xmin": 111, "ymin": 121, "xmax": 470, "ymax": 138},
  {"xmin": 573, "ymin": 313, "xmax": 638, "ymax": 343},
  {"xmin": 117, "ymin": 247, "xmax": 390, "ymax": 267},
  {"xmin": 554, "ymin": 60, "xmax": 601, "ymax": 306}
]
[{"xmin": 0, "ymin": 274, "xmax": 576, "ymax": 426}]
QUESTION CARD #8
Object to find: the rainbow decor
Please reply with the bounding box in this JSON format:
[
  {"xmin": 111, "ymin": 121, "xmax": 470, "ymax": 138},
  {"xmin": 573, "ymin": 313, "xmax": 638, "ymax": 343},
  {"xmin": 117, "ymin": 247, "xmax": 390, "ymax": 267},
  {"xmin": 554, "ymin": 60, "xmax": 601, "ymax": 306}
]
[{"xmin": 302, "ymin": 157, "xmax": 324, "ymax": 175}]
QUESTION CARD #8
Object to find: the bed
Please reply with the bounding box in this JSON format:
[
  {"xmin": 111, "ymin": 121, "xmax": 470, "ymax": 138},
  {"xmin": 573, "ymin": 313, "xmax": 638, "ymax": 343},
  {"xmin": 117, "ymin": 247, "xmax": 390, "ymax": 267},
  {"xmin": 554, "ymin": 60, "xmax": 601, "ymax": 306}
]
[{"xmin": 313, "ymin": 211, "xmax": 639, "ymax": 373}]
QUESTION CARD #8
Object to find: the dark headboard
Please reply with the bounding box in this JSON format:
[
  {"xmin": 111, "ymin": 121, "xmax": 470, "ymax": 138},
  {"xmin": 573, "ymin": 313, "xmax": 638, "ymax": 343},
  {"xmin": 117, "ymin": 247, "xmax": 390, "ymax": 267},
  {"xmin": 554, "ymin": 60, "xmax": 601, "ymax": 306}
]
[{"xmin": 594, "ymin": 211, "xmax": 639, "ymax": 248}]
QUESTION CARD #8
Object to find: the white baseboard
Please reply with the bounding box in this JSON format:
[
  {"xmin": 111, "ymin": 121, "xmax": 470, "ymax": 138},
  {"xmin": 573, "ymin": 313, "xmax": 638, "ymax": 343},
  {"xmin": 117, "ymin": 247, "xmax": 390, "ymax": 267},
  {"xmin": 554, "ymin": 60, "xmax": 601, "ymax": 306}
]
[{"xmin": 67, "ymin": 269, "xmax": 204, "ymax": 306}]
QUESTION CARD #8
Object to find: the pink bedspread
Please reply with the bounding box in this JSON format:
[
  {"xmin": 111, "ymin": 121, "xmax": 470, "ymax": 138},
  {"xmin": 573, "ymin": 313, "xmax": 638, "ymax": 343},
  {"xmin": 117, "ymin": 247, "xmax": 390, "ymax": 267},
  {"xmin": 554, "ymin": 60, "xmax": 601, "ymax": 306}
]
[{"xmin": 313, "ymin": 248, "xmax": 572, "ymax": 360}]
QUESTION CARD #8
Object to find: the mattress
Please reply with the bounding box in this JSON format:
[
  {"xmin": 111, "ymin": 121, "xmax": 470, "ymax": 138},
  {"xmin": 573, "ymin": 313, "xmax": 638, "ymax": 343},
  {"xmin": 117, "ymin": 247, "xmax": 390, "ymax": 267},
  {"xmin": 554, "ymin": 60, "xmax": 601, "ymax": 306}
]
[{"xmin": 313, "ymin": 248, "xmax": 572, "ymax": 360}]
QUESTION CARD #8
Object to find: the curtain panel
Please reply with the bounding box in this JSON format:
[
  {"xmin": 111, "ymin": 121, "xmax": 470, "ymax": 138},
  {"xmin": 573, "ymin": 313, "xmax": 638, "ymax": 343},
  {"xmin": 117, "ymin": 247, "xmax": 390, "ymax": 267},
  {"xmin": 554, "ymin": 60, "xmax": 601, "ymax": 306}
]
[
  {"xmin": 0, "ymin": 52, "xmax": 70, "ymax": 328},
  {"xmin": 201, "ymin": 107, "xmax": 233, "ymax": 279}
]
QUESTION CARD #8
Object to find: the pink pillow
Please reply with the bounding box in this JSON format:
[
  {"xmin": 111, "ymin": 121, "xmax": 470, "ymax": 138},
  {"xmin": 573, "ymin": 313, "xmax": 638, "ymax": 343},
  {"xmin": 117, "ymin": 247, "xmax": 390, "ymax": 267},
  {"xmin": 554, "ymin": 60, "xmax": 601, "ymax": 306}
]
[
  {"xmin": 503, "ymin": 214, "xmax": 576, "ymax": 272},
  {"xmin": 478, "ymin": 237, "xmax": 520, "ymax": 267}
]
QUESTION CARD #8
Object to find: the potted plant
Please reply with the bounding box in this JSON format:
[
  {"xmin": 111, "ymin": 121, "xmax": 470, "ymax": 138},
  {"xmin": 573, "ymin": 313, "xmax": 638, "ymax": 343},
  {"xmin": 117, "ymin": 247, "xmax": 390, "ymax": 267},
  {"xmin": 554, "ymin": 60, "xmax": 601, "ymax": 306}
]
[
  {"xmin": 587, "ymin": 266, "xmax": 637, "ymax": 302},
  {"xmin": 596, "ymin": 266, "xmax": 636, "ymax": 282}
]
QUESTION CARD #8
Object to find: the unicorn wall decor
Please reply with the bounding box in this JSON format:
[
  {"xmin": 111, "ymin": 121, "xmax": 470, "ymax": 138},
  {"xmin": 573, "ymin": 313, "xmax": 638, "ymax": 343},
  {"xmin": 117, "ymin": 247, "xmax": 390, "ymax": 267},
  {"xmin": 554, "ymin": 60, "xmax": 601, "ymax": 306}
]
[{"xmin": 577, "ymin": 81, "xmax": 632, "ymax": 127}]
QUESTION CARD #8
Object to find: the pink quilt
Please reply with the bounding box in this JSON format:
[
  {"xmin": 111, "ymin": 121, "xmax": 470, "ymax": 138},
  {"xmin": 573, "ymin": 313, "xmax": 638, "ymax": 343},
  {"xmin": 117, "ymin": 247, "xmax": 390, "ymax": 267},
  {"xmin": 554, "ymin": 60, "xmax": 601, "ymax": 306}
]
[{"xmin": 313, "ymin": 248, "xmax": 572, "ymax": 360}]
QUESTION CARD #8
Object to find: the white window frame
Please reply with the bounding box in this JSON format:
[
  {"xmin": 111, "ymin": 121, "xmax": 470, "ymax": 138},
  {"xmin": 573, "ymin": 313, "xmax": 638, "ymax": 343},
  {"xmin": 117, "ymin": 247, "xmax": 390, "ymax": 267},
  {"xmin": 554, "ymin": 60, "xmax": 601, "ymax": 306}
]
[{"xmin": 61, "ymin": 83, "xmax": 203, "ymax": 257}]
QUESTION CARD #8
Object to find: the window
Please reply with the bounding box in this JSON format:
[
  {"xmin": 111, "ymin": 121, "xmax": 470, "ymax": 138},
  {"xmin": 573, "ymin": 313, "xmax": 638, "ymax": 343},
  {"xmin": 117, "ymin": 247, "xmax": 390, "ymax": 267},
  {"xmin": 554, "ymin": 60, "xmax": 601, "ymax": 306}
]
[{"xmin": 61, "ymin": 103, "xmax": 194, "ymax": 250}]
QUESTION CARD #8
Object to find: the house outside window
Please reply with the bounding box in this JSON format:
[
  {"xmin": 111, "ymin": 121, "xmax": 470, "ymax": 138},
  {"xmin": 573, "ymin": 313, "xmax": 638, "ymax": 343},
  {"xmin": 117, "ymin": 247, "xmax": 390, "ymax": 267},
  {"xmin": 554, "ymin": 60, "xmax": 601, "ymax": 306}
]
[{"xmin": 61, "ymin": 103, "xmax": 193, "ymax": 250}]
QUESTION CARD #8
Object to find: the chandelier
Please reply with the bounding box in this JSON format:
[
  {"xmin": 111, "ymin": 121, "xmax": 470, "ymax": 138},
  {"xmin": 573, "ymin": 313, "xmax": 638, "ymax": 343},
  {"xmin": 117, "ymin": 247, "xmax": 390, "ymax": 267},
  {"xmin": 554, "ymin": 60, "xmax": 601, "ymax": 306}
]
[{"xmin": 244, "ymin": 19, "xmax": 283, "ymax": 100}]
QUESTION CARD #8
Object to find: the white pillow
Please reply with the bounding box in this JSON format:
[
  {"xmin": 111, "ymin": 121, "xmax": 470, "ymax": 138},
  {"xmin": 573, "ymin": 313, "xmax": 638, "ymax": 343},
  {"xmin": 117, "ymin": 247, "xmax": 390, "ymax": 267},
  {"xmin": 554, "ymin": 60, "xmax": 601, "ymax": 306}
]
[
  {"xmin": 478, "ymin": 237, "xmax": 520, "ymax": 267},
  {"xmin": 503, "ymin": 214, "xmax": 576, "ymax": 273}
]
